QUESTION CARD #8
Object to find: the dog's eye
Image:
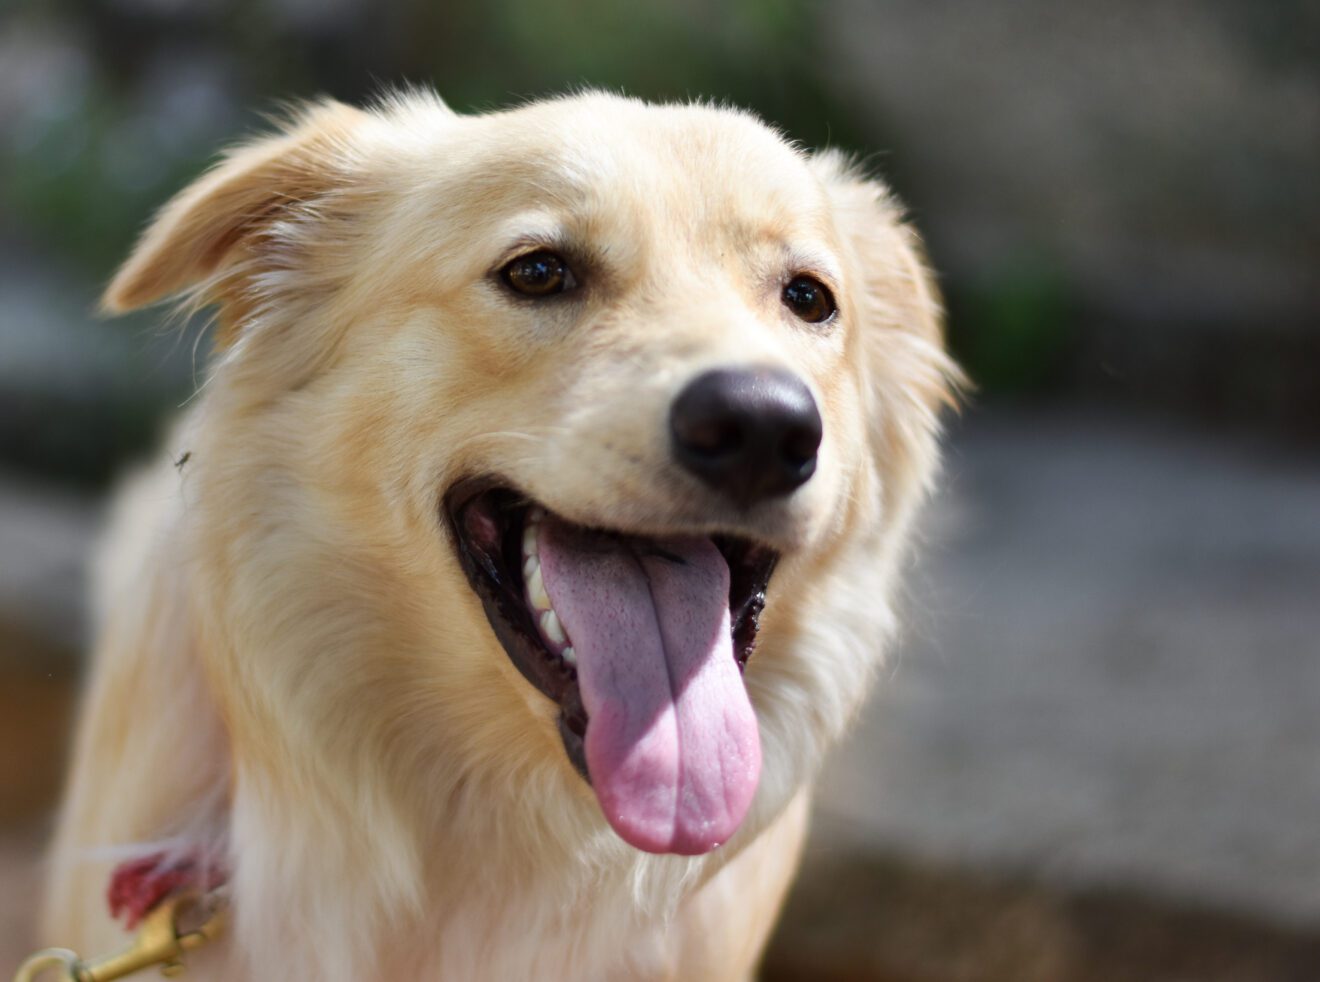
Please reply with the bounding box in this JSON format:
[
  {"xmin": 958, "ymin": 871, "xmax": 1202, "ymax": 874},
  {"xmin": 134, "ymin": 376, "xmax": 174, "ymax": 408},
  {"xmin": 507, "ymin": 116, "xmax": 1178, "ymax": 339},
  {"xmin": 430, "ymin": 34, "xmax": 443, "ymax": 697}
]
[
  {"xmin": 782, "ymin": 275, "xmax": 836, "ymax": 324},
  {"xmin": 501, "ymin": 250, "xmax": 576, "ymax": 297}
]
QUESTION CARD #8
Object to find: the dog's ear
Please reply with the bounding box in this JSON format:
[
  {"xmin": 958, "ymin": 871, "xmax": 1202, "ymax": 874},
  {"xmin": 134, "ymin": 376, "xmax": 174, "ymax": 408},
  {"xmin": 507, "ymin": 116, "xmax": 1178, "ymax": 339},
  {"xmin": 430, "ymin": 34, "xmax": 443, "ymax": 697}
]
[
  {"xmin": 811, "ymin": 151, "xmax": 965, "ymax": 500},
  {"xmin": 102, "ymin": 99, "xmax": 367, "ymax": 337}
]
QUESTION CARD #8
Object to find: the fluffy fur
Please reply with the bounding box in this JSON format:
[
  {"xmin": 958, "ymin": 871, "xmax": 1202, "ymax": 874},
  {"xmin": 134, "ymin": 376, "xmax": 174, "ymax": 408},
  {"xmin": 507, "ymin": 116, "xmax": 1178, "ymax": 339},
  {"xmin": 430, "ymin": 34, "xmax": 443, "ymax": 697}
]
[{"xmin": 43, "ymin": 91, "xmax": 959, "ymax": 980}]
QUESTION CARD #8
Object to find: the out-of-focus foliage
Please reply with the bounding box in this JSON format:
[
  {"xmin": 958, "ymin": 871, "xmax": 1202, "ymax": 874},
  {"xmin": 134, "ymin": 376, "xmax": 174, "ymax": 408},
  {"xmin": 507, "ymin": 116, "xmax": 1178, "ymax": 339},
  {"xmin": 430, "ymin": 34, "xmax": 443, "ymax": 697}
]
[{"xmin": 949, "ymin": 254, "xmax": 1075, "ymax": 396}]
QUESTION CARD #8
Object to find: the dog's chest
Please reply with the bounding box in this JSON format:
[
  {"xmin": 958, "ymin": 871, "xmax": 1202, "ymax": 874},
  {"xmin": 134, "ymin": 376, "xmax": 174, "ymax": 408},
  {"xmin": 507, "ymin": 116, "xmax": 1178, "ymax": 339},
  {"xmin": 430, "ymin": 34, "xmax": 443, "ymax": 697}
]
[{"xmin": 397, "ymin": 894, "xmax": 677, "ymax": 982}]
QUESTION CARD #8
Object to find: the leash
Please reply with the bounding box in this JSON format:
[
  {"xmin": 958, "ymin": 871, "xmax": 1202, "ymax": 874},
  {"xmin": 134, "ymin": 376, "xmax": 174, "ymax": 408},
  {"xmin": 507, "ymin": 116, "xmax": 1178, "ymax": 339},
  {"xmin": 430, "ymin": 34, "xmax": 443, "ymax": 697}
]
[{"xmin": 12, "ymin": 891, "xmax": 225, "ymax": 982}]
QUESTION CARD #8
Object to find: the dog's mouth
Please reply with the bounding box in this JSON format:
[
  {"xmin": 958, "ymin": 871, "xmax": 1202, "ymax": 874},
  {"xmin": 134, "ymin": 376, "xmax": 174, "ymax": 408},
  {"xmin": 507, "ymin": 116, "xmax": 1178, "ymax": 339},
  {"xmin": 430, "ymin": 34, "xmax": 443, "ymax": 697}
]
[{"xmin": 444, "ymin": 478, "xmax": 777, "ymax": 855}]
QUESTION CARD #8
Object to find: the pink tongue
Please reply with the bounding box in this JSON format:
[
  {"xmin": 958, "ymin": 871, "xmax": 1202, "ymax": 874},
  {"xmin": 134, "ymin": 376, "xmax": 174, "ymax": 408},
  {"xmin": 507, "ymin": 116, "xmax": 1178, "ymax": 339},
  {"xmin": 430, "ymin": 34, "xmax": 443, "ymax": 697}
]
[{"xmin": 537, "ymin": 519, "xmax": 761, "ymax": 855}]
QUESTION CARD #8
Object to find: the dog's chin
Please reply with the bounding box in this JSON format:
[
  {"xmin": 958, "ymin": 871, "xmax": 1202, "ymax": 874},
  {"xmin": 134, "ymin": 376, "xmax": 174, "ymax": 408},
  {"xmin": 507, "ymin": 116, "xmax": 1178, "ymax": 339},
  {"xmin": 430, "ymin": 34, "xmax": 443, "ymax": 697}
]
[{"xmin": 443, "ymin": 476, "xmax": 779, "ymax": 855}]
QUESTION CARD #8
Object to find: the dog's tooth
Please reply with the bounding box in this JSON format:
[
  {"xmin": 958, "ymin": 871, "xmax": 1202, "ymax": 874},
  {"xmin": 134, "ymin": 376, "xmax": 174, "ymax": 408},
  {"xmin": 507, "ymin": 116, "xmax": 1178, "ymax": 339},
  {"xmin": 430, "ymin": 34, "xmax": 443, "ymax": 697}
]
[
  {"xmin": 522, "ymin": 522, "xmax": 538, "ymax": 558},
  {"xmin": 523, "ymin": 555, "xmax": 539, "ymax": 582},
  {"xmin": 541, "ymin": 609, "xmax": 566, "ymax": 646},
  {"xmin": 528, "ymin": 564, "xmax": 550, "ymax": 611},
  {"xmin": 562, "ymin": 646, "xmax": 576, "ymax": 666}
]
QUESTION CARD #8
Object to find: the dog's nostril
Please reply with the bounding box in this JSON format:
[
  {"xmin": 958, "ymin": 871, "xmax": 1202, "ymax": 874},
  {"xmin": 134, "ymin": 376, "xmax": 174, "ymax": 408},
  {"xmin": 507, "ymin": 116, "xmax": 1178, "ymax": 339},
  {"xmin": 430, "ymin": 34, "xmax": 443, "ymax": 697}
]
[
  {"xmin": 780, "ymin": 423, "xmax": 821, "ymax": 471},
  {"xmin": 670, "ymin": 367, "xmax": 823, "ymax": 508}
]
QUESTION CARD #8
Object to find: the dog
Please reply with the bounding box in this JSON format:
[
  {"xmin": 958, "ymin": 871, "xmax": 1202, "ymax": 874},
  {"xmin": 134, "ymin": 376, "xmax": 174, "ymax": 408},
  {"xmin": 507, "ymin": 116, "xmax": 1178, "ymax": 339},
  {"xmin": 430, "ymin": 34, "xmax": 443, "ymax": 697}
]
[{"xmin": 41, "ymin": 90, "xmax": 959, "ymax": 980}]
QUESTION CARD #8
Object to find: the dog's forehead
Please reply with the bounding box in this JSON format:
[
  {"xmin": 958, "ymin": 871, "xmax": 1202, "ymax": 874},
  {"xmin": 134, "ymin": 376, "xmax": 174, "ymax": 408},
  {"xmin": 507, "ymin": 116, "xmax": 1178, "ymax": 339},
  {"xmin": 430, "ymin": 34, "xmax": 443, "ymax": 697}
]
[{"xmin": 460, "ymin": 98, "xmax": 833, "ymax": 239}]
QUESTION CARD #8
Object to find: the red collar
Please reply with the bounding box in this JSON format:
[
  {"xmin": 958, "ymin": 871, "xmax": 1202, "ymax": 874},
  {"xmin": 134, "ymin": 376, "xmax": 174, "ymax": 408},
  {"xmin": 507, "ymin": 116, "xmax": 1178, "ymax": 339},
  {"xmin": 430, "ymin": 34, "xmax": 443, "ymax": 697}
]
[{"xmin": 109, "ymin": 853, "xmax": 228, "ymax": 930}]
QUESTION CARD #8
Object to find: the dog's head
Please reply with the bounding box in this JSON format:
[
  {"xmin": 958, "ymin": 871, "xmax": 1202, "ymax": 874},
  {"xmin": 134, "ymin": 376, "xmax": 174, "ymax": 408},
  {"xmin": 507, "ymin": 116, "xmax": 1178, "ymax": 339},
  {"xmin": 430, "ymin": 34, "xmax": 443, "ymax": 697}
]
[{"xmin": 106, "ymin": 92, "xmax": 958, "ymax": 861}]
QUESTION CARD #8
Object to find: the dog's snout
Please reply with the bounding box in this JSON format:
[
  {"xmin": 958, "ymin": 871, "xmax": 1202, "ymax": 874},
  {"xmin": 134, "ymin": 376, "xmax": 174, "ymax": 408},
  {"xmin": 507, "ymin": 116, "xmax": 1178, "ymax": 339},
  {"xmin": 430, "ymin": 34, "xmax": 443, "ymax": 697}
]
[{"xmin": 669, "ymin": 368, "xmax": 822, "ymax": 507}]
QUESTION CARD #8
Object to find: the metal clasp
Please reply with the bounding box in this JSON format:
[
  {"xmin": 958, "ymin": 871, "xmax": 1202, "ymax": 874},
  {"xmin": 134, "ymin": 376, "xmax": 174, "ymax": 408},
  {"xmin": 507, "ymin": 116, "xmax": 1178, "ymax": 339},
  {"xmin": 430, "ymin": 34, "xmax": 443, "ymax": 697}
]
[{"xmin": 13, "ymin": 892, "xmax": 225, "ymax": 982}]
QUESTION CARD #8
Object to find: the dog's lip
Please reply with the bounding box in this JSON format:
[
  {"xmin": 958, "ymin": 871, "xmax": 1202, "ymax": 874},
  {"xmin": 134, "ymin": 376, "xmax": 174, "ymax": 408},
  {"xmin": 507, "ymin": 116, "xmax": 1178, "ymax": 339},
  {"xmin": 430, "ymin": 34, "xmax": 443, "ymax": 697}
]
[
  {"xmin": 444, "ymin": 479, "xmax": 592, "ymax": 777},
  {"xmin": 440, "ymin": 475, "xmax": 778, "ymax": 783},
  {"xmin": 443, "ymin": 474, "xmax": 513, "ymax": 516}
]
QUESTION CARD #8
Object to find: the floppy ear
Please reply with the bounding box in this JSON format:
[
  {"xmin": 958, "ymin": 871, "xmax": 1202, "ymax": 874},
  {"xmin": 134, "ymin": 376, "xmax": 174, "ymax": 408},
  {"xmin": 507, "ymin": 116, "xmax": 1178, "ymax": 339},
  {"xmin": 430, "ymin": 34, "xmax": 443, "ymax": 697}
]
[
  {"xmin": 102, "ymin": 99, "xmax": 367, "ymax": 341},
  {"xmin": 811, "ymin": 151, "xmax": 965, "ymax": 505}
]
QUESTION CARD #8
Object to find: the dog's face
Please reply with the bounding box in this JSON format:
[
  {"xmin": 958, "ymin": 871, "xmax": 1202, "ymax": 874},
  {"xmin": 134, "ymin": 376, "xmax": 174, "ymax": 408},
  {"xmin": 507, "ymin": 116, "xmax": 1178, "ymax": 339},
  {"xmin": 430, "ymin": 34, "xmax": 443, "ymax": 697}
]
[{"xmin": 106, "ymin": 93, "xmax": 956, "ymax": 863}]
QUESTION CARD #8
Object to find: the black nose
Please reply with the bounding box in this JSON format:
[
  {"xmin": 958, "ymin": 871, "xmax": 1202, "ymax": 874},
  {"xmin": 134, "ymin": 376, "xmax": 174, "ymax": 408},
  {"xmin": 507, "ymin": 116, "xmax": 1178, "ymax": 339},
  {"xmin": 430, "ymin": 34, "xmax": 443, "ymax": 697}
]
[{"xmin": 669, "ymin": 367, "xmax": 823, "ymax": 508}]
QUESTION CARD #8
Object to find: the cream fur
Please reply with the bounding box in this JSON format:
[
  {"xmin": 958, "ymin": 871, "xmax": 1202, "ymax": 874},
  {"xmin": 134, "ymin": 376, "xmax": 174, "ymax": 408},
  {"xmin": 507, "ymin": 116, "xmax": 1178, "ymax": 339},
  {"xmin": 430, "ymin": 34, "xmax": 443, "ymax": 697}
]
[{"xmin": 43, "ymin": 91, "xmax": 959, "ymax": 981}]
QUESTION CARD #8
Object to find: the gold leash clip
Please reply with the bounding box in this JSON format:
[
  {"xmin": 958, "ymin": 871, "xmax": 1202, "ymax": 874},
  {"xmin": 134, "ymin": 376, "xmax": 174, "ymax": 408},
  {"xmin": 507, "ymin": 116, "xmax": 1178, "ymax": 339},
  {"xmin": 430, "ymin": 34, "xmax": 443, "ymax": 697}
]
[{"xmin": 13, "ymin": 892, "xmax": 225, "ymax": 982}]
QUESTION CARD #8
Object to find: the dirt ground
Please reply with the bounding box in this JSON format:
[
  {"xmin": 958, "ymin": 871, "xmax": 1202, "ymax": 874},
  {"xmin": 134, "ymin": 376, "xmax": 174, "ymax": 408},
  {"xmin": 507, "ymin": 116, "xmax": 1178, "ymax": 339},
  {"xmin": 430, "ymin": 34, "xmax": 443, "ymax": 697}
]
[
  {"xmin": 0, "ymin": 625, "xmax": 75, "ymax": 975},
  {"xmin": 765, "ymin": 846, "xmax": 1320, "ymax": 982}
]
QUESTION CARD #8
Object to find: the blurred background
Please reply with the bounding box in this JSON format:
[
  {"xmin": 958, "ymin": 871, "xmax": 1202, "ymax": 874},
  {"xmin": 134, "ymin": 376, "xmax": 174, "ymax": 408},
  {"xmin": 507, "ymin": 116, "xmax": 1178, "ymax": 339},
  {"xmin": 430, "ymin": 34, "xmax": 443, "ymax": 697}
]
[{"xmin": 1, "ymin": 1, "xmax": 1317, "ymax": 978}]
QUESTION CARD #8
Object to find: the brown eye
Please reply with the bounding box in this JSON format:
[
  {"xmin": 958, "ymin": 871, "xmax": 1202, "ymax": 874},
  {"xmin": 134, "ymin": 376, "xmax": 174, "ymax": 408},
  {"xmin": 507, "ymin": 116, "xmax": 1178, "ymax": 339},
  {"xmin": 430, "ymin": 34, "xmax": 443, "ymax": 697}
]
[
  {"xmin": 501, "ymin": 250, "xmax": 575, "ymax": 297},
  {"xmin": 782, "ymin": 275, "xmax": 836, "ymax": 324}
]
